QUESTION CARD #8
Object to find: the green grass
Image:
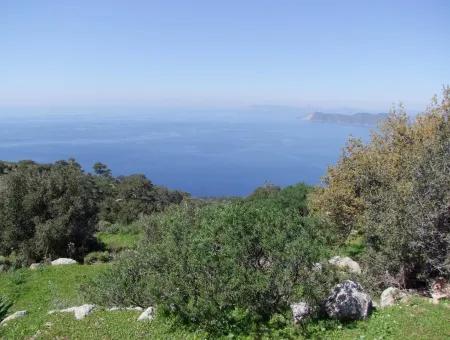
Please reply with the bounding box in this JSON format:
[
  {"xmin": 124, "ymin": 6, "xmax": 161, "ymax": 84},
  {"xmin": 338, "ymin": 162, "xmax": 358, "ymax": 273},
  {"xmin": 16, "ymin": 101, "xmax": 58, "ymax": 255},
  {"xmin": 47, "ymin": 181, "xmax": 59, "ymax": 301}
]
[
  {"xmin": 96, "ymin": 231, "xmax": 141, "ymax": 252},
  {"xmin": 0, "ymin": 265, "xmax": 449, "ymax": 339},
  {"xmin": 315, "ymin": 298, "xmax": 450, "ymax": 339},
  {"xmin": 0, "ymin": 265, "xmax": 204, "ymax": 339}
]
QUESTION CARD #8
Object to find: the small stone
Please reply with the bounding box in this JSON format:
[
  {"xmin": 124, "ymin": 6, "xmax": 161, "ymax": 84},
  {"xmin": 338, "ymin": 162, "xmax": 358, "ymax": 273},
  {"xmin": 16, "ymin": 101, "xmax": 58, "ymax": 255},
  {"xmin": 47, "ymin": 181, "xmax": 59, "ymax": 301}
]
[
  {"xmin": 107, "ymin": 306, "xmax": 143, "ymax": 311},
  {"xmin": 312, "ymin": 262, "xmax": 323, "ymax": 272},
  {"xmin": 49, "ymin": 304, "xmax": 95, "ymax": 320},
  {"xmin": 380, "ymin": 287, "xmax": 408, "ymax": 308},
  {"xmin": 329, "ymin": 256, "xmax": 362, "ymax": 274},
  {"xmin": 290, "ymin": 302, "xmax": 312, "ymax": 324},
  {"xmin": 0, "ymin": 310, "xmax": 28, "ymax": 325},
  {"xmin": 29, "ymin": 263, "xmax": 43, "ymax": 270},
  {"xmin": 137, "ymin": 307, "xmax": 155, "ymax": 321}
]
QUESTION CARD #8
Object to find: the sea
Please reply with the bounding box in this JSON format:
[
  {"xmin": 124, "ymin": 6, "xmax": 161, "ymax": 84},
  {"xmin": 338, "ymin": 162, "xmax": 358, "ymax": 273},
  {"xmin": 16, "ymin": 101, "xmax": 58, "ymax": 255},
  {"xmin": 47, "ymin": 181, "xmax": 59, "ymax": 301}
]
[{"xmin": 0, "ymin": 108, "xmax": 372, "ymax": 197}]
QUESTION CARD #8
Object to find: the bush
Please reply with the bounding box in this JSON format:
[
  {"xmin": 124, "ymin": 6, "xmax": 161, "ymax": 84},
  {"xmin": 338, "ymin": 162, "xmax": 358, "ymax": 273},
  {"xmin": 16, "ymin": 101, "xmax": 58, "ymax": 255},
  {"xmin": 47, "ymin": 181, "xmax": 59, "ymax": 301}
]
[
  {"xmin": 310, "ymin": 88, "xmax": 450, "ymax": 289},
  {"xmin": 97, "ymin": 173, "xmax": 187, "ymax": 225},
  {"xmin": 81, "ymin": 250, "xmax": 153, "ymax": 307},
  {"xmin": 85, "ymin": 186, "xmax": 337, "ymax": 334},
  {"xmin": 0, "ymin": 159, "xmax": 100, "ymax": 263},
  {"xmin": 84, "ymin": 251, "xmax": 113, "ymax": 265}
]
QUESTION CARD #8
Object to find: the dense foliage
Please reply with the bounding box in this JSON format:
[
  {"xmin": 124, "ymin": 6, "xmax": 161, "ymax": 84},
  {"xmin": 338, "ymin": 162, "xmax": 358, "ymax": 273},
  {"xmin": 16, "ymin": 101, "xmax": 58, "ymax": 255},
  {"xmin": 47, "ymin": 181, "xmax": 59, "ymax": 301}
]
[
  {"xmin": 0, "ymin": 160, "xmax": 186, "ymax": 265},
  {"xmin": 93, "ymin": 163, "xmax": 186, "ymax": 225},
  {"xmin": 83, "ymin": 184, "xmax": 338, "ymax": 333},
  {"xmin": 0, "ymin": 160, "xmax": 99, "ymax": 264},
  {"xmin": 310, "ymin": 88, "xmax": 450, "ymax": 288}
]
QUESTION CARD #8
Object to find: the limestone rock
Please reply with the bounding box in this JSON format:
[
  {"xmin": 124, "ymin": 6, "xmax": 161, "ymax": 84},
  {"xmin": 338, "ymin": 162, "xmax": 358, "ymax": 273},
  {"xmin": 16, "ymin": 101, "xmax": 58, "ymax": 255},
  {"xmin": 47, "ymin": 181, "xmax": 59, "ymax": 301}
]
[
  {"xmin": 137, "ymin": 307, "xmax": 155, "ymax": 321},
  {"xmin": 324, "ymin": 280, "xmax": 372, "ymax": 321},
  {"xmin": 29, "ymin": 263, "xmax": 44, "ymax": 270},
  {"xmin": 108, "ymin": 306, "xmax": 143, "ymax": 311},
  {"xmin": 49, "ymin": 304, "xmax": 95, "ymax": 320},
  {"xmin": 290, "ymin": 302, "xmax": 312, "ymax": 324},
  {"xmin": 51, "ymin": 258, "xmax": 77, "ymax": 266},
  {"xmin": 380, "ymin": 287, "xmax": 408, "ymax": 308},
  {"xmin": 0, "ymin": 310, "xmax": 27, "ymax": 325},
  {"xmin": 329, "ymin": 256, "xmax": 361, "ymax": 274}
]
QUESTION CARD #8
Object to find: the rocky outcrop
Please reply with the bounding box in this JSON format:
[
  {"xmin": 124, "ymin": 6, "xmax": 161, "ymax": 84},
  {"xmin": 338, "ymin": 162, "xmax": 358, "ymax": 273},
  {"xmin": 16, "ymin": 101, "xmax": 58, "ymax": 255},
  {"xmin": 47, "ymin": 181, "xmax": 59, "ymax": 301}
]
[
  {"xmin": 380, "ymin": 287, "xmax": 408, "ymax": 308},
  {"xmin": 290, "ymin": 302, "xmax": 312, "ymax": 324},
  {"xmin": 51, "ymin": 258, "xmax": 77, "ymax": 266},
  {"xmin": 0, "ymin": 310, "xmax": 27, "ymax": 325},
  {"xmin": 324, "ymin": 280, "xmax": 372, "ymax": 321},
  {"xmin": 137, "ymin": 307, "xmax": 155, "ymax": 321},
  {"xmin": 48, "ymin": 304, "xmax": 95, "ymax": 320},
  {"xmin": 329, "ymin": 256, "xmax": 361, "ymax": 274}
]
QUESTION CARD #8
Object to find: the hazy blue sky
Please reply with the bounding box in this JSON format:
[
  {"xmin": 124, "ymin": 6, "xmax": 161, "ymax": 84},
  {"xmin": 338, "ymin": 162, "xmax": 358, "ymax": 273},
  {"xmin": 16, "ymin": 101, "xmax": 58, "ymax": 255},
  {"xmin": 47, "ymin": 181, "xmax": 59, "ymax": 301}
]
[{"xmin": 1, "ymin": 0, "xmax": 449, "ymax": 111}]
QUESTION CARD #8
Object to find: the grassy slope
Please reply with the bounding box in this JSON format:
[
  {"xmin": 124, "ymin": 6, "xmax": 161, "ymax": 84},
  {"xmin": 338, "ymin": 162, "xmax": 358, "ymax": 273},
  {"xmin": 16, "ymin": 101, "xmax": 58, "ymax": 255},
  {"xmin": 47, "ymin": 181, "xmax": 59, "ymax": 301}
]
[{"xmin": 0, "ymin": 265, "xmax": 449, "ymax": 339}]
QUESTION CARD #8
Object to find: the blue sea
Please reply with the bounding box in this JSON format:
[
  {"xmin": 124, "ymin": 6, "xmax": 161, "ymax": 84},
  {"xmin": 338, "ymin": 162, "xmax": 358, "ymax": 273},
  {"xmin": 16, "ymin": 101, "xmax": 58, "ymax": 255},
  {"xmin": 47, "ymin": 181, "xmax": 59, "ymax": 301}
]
[{"xmin": 0, "ymin": 109, "xmax": 372, "ymax": 197}]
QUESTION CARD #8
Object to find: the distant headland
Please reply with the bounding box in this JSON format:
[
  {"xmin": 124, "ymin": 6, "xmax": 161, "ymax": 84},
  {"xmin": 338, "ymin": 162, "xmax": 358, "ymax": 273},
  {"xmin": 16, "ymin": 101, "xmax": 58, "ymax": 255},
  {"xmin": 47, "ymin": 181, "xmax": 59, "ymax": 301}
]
[{"xmin": 305, "ymin": 111, "xmax": 388, "ymax": 126}]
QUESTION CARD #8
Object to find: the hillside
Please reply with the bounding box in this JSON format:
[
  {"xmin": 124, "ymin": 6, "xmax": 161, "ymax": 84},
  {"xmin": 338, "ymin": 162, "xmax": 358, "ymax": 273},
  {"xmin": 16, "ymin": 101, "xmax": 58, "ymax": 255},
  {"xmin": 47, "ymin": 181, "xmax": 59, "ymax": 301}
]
[{"xmin": 1, "ymin": 89, "xmax": 449, "ymax": 339}]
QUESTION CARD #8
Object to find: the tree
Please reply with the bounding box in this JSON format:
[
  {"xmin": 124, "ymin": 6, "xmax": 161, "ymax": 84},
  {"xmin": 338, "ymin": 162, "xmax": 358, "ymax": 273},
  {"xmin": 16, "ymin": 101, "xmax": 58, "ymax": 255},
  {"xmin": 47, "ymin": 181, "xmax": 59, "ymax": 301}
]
[
  {"xmin": 93, "ymin": 162, "xmax": 112, "ymax": 178},
  {"xmin": 83, "ymin": 185, "xmax": 336, "ymax": 334},
  {"xmin": 310, "ymin": 87, "xmax": 450, "ymax": 288},
  {"xmin": 0, "ymin": 160, "xmax": 99, "ymax": 263}
]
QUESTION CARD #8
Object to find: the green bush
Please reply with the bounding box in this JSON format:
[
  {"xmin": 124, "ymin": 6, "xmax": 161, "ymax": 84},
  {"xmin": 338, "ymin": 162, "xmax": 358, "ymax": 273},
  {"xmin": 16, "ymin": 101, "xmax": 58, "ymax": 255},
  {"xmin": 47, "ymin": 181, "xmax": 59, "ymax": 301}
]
[
  {"xmin": 310, "ymin": 88, "xmax": 450, "ymax": 289},
  {"xmin": 81, "ymin": 250, "xmax": 153, "ymax": 308},
  {"xmin": 84, "ymin": 251, "xmax": 113, "ymax": 265},
  {"xmin": 0, "ymin": 159, "xmax": 100, "ymax": 263},
  {"xmin": 96, "ymin": 173, "xmax": 187, "ymax": 225},
  {"xmin": 85, "ymin": 186, "xmax": 337, "ymax": 334}
]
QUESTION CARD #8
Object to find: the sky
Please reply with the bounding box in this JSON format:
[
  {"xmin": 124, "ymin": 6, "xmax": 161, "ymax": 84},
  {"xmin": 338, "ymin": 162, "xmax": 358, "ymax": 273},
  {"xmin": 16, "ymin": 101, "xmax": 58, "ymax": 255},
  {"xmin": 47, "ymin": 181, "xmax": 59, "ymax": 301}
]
[{"xmin": 1, "ymin": 0, "xmax": 449, "ymax": 111}]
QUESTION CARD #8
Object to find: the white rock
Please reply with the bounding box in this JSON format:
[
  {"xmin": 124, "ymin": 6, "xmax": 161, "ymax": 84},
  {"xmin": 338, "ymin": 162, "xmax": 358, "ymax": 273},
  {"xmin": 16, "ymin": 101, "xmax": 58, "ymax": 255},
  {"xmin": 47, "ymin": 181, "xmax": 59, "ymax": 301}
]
[
  {"xmin": 312, "ymin": 262, "xmax": 323, "ymax": 272},
  {"xmin": 51, "ymin": 258, "xmax": 77, "ymax": 266},
  {"xmin": 380, "ymin": 287, "xmax": 407, "ymax": 308},
  {"xmin": 290, "ymin": 302, "xmax": 312, "ymax": 324},
  {"xmin": 49, "ymin": 304, "xmax": 95, "ymax": 320},
  {"xmin": 108, "ymin": 306, "xmax": 143, "ymax": 311},
  {"xmin": 137, "ymin": 307, "xmax": 155, "ymax": 321},
  {"xmin": 324, "ymin": 280, "xmax": 372, "ymax": 321},
  {"xmin": 29, "ymin": 263, "xmax": 43, "ymax": 270},
  {"xmin": 329, "ymin": 256, "xmax": 361, "ymax": 274},
  {"xmin": 0, "ymin": 310, "xmax": 27, "ymax": 325}
]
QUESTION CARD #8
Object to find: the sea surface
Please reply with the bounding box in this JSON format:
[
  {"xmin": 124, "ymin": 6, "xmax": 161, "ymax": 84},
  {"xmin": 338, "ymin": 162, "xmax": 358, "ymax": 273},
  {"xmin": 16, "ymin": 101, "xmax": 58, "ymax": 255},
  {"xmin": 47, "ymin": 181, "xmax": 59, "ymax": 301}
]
[{"xmin": 0, "ymin": 110, "xmax": 372, "ymax": 197}]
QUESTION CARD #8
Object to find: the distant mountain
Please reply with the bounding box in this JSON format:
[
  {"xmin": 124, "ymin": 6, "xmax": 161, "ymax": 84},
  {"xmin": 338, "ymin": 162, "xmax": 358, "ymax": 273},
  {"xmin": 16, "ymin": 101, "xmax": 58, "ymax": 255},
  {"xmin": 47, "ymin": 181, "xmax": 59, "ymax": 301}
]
[{"xmin": 305, "ymin": 112, "xmax": 388, "ymax": 126}]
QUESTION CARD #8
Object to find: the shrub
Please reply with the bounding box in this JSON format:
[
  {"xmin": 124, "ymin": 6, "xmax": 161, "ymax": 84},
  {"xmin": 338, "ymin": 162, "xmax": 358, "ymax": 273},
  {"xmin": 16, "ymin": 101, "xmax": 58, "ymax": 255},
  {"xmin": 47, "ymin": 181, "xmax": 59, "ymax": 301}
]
[
  {"xmin": 310, "ymin": 88, "xmax": 450, "ymax": 288},
  {"xmin": 81, "ymin": 250, "xmax": 153, "ymax": 307},
  {"xmin": 0, "ymin": 159, "xmax": 100, "ymax": 263},
  {"xmin": 85, "ymin": 186, "xmax": 337, "ymax": 334},
  {"xmin": 84, "ymin": 251, "xmax": 113, "ymax": 265},
  {"xmin": 97, "ymin": 173, "xmax": 187, "ymax": 225}
]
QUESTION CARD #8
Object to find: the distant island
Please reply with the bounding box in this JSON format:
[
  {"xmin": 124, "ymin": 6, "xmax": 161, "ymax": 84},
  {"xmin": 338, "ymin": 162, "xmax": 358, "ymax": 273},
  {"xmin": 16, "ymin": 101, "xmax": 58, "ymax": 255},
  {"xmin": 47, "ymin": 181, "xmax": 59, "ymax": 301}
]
[{"xmin": 305, "ymin": 111, "xmax": 388, "ymax": 126}]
